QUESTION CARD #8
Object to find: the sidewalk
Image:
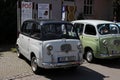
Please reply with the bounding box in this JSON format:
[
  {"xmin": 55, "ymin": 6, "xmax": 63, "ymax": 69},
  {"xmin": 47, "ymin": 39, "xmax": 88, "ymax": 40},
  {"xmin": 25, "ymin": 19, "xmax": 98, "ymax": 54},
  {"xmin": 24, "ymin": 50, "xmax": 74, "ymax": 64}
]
[{"xmin": 0, "ymin": 51, "xmax": 33, "ymax": 80}]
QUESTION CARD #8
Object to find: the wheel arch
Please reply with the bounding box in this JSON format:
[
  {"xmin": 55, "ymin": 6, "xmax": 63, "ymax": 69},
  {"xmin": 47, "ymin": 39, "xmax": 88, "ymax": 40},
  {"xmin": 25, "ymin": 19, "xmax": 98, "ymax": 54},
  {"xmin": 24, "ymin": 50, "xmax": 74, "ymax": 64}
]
[
  {"xmin": 16, "ymin": 44, "xmax": 19, "ymax": 49},
  {"xmin": 30, "ymin": 52, "xmax": 36, "ymax": 60},
  {"xmin": 83, "ymin": 47, "xmax": 94, "ymax": 58}
]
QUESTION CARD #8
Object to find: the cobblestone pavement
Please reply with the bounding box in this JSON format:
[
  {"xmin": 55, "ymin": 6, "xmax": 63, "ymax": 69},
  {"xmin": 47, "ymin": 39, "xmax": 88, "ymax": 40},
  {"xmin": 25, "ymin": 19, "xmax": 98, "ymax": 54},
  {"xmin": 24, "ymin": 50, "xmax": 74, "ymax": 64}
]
[
  {"xmin": 0, "ymin": 51, "xmax": 33, "ymax": 80},
  {"xmin": 0, "ymin": 47, "xmax": 120, "ymax": 80}
]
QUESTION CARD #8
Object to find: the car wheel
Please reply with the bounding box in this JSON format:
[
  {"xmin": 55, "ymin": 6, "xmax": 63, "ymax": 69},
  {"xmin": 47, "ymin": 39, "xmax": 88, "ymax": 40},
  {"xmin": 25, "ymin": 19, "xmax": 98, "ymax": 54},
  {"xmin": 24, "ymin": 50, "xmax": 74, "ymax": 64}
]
[
  {"xmin": 31, "ymin": 56, "xmax": 39, "ymax": 74},
  {"xmin": 16, "ymin": 45, "xmax": 22, "ymax": 58},
  {"xmin": 85, "ymin": 50, "xmax": 94, "ymax": 63}
]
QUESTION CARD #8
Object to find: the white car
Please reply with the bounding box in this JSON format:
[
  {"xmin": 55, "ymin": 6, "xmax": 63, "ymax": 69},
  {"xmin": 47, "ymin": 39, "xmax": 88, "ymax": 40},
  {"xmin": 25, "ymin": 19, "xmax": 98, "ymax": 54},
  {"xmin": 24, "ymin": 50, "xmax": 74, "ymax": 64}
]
[{"xmin": 16, "ymin": 19, "xmax": 83, "ymax": 73}]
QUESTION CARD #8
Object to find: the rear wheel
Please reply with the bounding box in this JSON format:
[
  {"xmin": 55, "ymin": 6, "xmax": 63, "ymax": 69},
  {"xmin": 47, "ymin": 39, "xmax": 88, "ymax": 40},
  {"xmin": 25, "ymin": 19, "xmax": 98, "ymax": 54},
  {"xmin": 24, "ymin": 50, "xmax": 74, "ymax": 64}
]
[
  {"xmin": 85, "ymin": 50, "xmax": 94, "ymax": 63},
  {"xmin": 31, "ymin": 56, "xmax": 39, "ymax": 74}
]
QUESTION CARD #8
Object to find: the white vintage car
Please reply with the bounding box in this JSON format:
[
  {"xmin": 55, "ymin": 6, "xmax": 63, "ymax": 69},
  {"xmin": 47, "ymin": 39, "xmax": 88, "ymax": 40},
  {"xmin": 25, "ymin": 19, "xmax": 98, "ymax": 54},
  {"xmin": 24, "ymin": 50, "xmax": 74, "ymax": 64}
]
[{"xmin": 16, "ymin": 19, "xmax": 83, "ymax": 73}]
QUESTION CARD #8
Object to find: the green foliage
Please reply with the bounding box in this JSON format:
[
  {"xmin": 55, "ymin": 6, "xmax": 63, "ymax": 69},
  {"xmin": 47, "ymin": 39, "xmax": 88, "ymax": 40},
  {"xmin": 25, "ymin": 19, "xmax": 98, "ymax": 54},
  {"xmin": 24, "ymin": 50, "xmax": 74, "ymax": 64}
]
[
  {"xmin": 0, "ymin": 0, "xmax": 17, "ymax": 44},
  {"xmin": 113, "ymin": 0, "xmax": 120, "ymax": 21}
]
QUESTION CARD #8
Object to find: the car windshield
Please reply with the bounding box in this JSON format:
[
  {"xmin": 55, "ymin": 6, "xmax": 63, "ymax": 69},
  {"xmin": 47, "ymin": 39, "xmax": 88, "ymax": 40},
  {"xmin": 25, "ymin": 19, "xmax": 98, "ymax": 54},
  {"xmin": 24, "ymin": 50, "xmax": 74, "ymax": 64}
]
[
  {"xmin": 41, "ymin": 23, "xmax": 79, "ymax": 40},
  {"xmin": 97, "ymin": 24, "xmax": 119, "ymax": 35},
  {"xmin": 117, "ymin": 23, "xmax": 120, "ymax": 27}
]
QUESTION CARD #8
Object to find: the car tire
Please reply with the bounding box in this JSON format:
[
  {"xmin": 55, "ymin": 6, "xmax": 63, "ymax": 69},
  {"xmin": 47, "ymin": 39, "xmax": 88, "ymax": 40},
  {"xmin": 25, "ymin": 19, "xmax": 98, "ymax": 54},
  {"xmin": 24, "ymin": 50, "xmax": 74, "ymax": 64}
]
[
  {"xmin": 85, "ymin": 50, "xmax": 94, "ymax": 63},
  {"xmin": 31, "ymin": 56, "xmax": 39, "ymax": 74},
  {"xmin": 16, "ymin": 45, "xmax": 22, "ymax": 58}
]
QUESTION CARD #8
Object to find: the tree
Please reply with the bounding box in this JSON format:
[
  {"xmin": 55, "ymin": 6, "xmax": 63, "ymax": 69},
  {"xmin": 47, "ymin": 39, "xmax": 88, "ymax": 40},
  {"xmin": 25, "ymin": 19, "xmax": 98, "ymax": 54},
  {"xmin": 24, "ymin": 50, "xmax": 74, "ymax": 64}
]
[{"xmin": 0, "ymin": 0, "xmax": 17, "ymax": 44}]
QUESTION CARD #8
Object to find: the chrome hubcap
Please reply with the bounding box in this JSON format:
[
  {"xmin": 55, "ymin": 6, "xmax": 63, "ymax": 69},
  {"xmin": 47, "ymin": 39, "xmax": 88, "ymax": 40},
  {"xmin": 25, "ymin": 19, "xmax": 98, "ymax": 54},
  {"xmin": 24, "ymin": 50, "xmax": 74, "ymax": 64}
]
[
  {"xmin": 16, "ymin": 46, "xmax": 20, "ymax": 57},
  {"xmin": 87, "ymin": 52, "xmax": 93, "ymax": 62},
  {"xmin": 31, "ymin": 57, "xmax": 37, "ymax": 71}
]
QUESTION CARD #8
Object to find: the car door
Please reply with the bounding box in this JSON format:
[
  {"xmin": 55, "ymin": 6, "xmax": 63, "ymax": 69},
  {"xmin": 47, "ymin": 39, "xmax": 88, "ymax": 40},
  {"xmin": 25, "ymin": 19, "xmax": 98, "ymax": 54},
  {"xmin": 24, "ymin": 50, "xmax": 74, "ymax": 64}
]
[
  {"xmin": 74, "ymin": 23, "xmax": 98, "ymax": 49},
  {"xmin": 82, "ymin": 24, "xmax": 98, "ymax": 48},
  {"xmin": 20, "ymin": 21, "xmax": 32, "ymax": 57},
  {"xmin": 98, "ymin": 24, "xmax": 120, "ymax": 56},
  {"xmin": 73, "ymin": 23, "xmax": 84, "ymax": 42}
]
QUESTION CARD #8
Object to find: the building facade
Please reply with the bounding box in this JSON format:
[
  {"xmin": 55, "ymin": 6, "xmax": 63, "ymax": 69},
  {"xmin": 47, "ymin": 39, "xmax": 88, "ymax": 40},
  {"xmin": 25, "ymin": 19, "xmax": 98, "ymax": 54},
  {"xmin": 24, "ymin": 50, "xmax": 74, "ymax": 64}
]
[{"xmin": 17, "ymin": 0, "xmax": 113, "ymax": 30}]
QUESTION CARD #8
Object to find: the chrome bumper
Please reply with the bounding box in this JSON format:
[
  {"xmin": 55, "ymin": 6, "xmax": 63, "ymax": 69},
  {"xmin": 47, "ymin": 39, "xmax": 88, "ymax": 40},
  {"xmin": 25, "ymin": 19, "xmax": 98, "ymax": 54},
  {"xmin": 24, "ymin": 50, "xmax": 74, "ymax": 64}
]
[{"xmin": 41, "ymin": 61, "xmax": 83, "ymax": 69}]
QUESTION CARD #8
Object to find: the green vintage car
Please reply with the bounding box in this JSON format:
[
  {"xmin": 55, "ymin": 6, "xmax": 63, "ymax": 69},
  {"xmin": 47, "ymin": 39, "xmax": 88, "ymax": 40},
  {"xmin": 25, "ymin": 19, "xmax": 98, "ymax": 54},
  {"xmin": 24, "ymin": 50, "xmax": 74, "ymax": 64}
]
[{"xmin": 72, "ymin": 20, "xmax": 120, "ymax": 62}]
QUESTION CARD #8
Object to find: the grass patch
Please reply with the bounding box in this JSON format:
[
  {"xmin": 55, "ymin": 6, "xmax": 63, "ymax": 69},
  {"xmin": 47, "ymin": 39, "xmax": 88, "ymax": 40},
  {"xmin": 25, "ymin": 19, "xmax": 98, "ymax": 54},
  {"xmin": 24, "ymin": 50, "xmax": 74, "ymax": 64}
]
[{"xmin": 11, "ymin": 48, "xmax": 17, "ymax": 52}]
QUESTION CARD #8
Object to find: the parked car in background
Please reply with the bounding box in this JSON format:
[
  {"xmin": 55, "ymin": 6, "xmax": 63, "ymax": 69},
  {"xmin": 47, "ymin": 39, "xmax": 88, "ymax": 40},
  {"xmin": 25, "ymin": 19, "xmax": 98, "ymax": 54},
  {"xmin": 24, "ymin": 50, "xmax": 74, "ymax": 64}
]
[
  {"xmin": 16, "ymin": 19, "xmax": 83, "ymax": 73},
  {"xmin": 116, "ymin": 22, "xmax": 120, "ymax": 26},
  {"xmin": 71, "ymin": 20, "xmax": 120, "ymax": 63}
]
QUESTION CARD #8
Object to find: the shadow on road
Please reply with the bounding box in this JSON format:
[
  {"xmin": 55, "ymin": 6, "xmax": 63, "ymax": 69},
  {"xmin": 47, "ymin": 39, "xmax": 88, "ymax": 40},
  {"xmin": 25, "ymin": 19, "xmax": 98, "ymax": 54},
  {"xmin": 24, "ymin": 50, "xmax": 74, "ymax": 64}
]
[
  {"xmin": 21, "ymin": 57, "xmax": 107, "ymax": 80},
  {"xmin": 92, "ymin": 59, "xmax": 120, "ymax": 69},
  {"xmin": 36, "ymin": 66, "xmax": 107, "ymax": 80},
  {"xmin": 20, "ymin": 56, "xmax": 106, "ymax": 80}
]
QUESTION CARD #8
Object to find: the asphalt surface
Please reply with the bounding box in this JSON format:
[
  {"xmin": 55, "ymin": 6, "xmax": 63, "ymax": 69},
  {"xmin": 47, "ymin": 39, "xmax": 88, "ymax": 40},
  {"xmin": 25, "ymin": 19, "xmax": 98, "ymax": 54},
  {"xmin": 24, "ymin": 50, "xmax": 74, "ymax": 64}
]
[{"xmin": 0, "ymin": 45, "xmax": 120, "ymax": 80}]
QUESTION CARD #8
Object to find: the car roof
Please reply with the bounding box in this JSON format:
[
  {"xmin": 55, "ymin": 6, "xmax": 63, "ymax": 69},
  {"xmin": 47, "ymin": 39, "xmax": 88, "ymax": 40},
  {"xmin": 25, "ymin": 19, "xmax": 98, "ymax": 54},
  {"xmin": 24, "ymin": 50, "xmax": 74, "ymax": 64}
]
[
  {"xmin": 24, "ymin": 19, "xmax": 72, "ymax": 24},
  {"xmin": 72, "ymin": 19, "xmax": 114, "ymax": 26}
]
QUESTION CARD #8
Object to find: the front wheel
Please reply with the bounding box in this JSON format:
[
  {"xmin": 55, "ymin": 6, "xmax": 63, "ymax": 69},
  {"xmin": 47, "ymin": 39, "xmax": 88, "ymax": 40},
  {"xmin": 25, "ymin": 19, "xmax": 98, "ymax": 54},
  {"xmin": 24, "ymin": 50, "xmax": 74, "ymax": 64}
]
[
  {"xmin": 16, "ymin": 45, "xmax": 22, "ymax": 58},
  {"xmin": 85, "ymin": 50, "xmax": 94, "ymax": 63},
  {"xmin": 31, "ymin": 56, "xmax": 39, "ymax": 74}
]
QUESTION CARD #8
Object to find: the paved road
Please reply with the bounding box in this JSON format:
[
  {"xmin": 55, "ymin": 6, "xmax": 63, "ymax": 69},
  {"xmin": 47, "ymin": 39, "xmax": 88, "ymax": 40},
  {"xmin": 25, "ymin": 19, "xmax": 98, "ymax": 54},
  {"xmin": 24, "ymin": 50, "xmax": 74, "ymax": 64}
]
[{"xmin": 0, "ymin": 50, "xmax": 120, "ymax": 80}]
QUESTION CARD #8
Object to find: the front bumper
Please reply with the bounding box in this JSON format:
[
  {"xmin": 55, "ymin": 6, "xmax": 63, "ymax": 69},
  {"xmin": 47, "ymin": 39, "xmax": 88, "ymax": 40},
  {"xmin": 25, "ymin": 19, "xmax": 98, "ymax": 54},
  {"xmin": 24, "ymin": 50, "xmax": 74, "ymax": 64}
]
[{"xmin": 40, "ymin": 61, "xmax": 83, "ymax": 69}]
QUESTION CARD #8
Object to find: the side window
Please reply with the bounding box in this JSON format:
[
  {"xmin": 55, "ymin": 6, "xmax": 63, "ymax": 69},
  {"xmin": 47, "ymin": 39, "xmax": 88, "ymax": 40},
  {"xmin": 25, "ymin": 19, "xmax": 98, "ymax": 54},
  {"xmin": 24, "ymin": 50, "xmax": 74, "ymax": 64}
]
[
  {"xmin": 21, "ymin": 22, "xmax": 27, "ymax": 33},
  {"xmin": 21, "ymin": 22, "xmax": 32, "ymax": 35},
  {"xmin": 85, "ymin": 24, "xmax": 96, "ymax": 35},
  {"xmin": 26, "ymin": 22, "xmax": 33, "ymax": 35},
  {"xmin": 31, "ymin": 23, "xmax": 41, "ymax": 39},
  {"xmin": 74, "ymin": 23, "xmax": 84, "ymax": 35}
]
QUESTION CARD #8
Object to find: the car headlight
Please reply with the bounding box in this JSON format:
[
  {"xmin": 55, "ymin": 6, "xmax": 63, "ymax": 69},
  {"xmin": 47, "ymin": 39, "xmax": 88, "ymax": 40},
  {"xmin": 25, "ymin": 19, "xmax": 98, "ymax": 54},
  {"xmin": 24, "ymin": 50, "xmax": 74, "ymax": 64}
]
[
  {"xmin": 46, "ymin": 44, "xmax": 53, "ymax": 55},
  {"xmin": 103, "ymin": 40, "xmax": 108, "ymax": 46},
  {"xmin": 46, "ymin": 44, "xmax": 53, "ymax": 51},
  {"xmin": 77, "ymin": 44, "xmax": 82, "ymax": 49}
]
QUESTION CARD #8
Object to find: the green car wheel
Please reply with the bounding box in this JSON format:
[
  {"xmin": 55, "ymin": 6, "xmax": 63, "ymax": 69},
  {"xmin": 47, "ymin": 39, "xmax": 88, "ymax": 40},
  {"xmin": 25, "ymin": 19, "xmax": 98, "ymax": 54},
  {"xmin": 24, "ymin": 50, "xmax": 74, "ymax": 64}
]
[{"xmin": 85, "ymin": 50, "xmax": 94, "ymax": 63}]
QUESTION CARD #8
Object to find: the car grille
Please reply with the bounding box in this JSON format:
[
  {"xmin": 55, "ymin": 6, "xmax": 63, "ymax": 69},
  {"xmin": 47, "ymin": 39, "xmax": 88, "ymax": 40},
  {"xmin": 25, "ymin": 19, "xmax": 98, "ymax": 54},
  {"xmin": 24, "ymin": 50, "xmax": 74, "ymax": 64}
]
[{"xmin": 61, "ymin": 44, "xmax": 72, "ymax": 53}]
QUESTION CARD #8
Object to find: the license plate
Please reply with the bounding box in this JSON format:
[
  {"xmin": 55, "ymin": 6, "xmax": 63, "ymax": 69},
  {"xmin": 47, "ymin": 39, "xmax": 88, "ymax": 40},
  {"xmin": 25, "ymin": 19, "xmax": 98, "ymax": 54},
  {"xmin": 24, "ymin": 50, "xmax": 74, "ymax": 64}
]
[{"xmin": 58, "ymin": 56, "xmax": 76, "ymax": 62}]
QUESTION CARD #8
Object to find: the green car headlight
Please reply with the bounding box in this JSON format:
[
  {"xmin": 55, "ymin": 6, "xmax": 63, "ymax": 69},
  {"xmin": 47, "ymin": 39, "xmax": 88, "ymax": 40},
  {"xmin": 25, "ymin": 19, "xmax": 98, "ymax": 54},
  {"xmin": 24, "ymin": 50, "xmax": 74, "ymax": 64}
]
[{"xmin": 103, "ymin": 40, "xmax": 108, "ymax": 46}]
